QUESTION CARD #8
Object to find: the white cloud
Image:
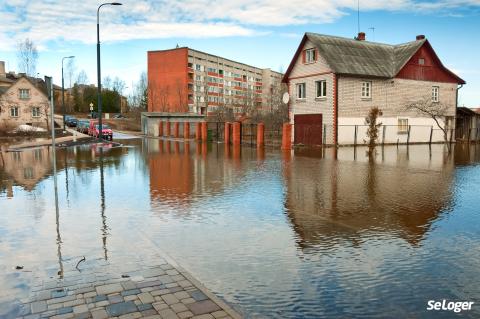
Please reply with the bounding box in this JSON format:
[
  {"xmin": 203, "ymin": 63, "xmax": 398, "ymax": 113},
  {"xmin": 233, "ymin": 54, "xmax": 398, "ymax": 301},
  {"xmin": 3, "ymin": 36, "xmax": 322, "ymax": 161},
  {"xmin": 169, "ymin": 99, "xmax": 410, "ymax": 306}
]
[{"xmin": 0, "ymin": 0, "xmax": 479, "ymax": 51}]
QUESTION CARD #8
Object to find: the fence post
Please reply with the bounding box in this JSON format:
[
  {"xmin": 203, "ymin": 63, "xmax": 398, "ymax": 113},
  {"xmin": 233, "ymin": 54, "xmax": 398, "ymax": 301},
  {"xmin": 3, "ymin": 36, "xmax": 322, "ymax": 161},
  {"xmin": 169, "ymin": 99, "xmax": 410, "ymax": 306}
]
[
  {"xmin": 382, "ymin": 125, "xmax": 386, "ymax": 146},
  {"xmin": 449, "ymin": 128, "xmax": 454, "ymax": 145},
  {"xmin": 407, "ymin": 125, "xmax": 411, "ymax": 145},
  {"xmin": 257, "ymin": 122, "xmax": 265, "ymax": 148},
  {"xmin": 233, "ymin": 122, "xmax": 241, "ymax": 146},
  {"xmin": 201, "ymin": 121, "xmax": 208, "ymax": 142},
  {"xmin": 468, "ymin": 128, "xmax": 472, "ymax": 143},
  {"xmin": 184, "ymin": 122, "xmax": 190, "ymax": 139},
  {"xmin": 282, "ymin": 123, "xmax": 292, "ymax": 150},
  {"xmin": 250, "ymin": 124, "xmax": 254, "ymax": 146},
  {"xmin": 159, "ymin": 121, "xmax": 163, "ymax": 137},
  {"xmin": 195, "ymin": 122, "xmax": 201, "ymax": 140},
  {"xmin": 224, "ymin": 122, "xmax": 230, "ymax": 144},
  {"xmin": 165, "ymin": 121, "xmax": 171, "ymax": 137},
  {"xmin": 354, "ymin": 125, "xmax": 358, "ymax": 146},
  {"xmin": 429, "ymin": 126, "xmax": 433, "ymax": 145}
]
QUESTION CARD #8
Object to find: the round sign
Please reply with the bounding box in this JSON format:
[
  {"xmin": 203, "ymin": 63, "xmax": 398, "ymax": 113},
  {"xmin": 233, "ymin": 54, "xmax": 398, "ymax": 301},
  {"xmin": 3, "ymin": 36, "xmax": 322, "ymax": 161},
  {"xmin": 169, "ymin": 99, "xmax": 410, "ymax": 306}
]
[
  {"xmin": 89, "ymin": 102, "xmax": 94, "ymax": 111},
  {"xmin": 282, "ymin": 92, "xmax": 290, "ymax": 104}
]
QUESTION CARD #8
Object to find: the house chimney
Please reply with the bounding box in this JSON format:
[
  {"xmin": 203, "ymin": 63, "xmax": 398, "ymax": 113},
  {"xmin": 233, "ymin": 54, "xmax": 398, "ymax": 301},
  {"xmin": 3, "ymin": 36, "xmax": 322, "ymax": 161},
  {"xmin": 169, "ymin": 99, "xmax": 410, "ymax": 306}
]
[
  {"xmin": 416, "ymin": 35, "xmax": 425, "ymax": 40},
  {"xmin": 0, "ymin": 61, "xmax": 5, "ymax": 78},
  {"xmin": 357, "ymin": 32, "xmax": 366, "ymax": 41}
]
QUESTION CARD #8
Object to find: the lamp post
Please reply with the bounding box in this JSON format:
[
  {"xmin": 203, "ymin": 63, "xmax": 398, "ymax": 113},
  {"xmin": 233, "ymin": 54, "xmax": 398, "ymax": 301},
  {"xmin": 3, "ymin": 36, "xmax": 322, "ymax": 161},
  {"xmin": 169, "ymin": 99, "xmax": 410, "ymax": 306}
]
[
  {"xmin": 62, "ymin": 56, "xmax": 75, "ymax": 131},
  {"xmin": 97, "ymin": 2, "xmax": 122, "ymax": 140}
]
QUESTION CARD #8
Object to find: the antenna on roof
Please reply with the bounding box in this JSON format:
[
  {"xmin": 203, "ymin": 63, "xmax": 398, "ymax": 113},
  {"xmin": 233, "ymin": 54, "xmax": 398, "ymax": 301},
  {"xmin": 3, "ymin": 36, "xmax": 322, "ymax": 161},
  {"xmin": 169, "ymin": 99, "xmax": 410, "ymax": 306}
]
[
  {"xmin": 176, "ymin": 43, "xmax": 179, "ymax": 48},
  {"xmin": 357, "ymin": 0, "xmax": 360, "ymax": 34},
  {"xmin": 369, "ymin": 27, "xmax": 375, "ymax": 41}
]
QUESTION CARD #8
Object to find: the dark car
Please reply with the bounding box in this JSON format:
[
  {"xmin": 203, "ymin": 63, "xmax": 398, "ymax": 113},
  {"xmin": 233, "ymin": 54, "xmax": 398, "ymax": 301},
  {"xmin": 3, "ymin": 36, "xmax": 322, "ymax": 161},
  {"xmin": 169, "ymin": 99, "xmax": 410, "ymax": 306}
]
[
  {"xmin": 76, "ymin": 120, "xmax": 90, "ymax": 134},
  {"xmin": 112, "ymin": 114, "xmax": 125, "ymax": 119},
  {"xmin": 65, "ymin": 116, "xmax": 78, "ymax": 127},
  {"xmin": 88, "ymin": 112, "xmax": 99, "ymax": 119}
]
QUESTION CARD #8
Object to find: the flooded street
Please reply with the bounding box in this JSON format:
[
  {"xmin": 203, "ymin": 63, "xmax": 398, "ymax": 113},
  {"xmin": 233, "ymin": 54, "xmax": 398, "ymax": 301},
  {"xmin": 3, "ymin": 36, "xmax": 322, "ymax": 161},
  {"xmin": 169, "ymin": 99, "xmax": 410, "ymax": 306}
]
[{"xmin": 1, "ymin": 139, "xmax": 480, "ymax": 318}]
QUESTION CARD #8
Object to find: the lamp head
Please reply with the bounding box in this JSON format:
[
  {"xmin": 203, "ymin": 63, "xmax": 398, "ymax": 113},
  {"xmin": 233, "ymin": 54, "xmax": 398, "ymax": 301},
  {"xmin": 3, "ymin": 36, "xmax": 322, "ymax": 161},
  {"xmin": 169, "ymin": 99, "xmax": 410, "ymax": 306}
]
[{"xmin": 111, "ymin": 2, "xmax": 122, "ymax": 5}]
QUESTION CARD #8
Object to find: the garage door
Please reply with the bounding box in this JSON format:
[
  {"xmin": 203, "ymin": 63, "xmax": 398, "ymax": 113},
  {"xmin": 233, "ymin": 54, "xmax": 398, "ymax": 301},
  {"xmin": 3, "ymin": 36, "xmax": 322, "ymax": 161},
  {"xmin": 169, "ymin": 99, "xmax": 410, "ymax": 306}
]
[{"xmin": 294, "ymin": 114, "xmax": 323, "ymax": 146}]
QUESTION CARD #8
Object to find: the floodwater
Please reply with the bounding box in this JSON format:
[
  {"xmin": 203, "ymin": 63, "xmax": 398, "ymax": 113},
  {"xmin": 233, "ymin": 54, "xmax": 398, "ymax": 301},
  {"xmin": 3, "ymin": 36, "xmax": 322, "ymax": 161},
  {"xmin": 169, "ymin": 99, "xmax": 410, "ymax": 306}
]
[{"xmin": 1, "ymin": 138, "xmax": 480, "ymax": 318}]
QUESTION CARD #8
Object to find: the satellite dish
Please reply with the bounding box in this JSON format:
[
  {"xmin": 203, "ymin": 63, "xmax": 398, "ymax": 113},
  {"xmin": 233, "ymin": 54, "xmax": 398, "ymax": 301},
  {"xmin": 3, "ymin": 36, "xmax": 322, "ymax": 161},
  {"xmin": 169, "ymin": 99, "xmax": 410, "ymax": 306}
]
[{"xmin": 282, "ymin": 92, "xmax": 290, "ymax": 104}]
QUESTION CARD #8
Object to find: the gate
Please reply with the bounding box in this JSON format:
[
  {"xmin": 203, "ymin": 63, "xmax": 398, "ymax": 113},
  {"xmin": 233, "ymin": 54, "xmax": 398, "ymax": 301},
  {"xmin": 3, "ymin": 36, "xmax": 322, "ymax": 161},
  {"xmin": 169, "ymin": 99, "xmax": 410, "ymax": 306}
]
[{"xmin": 294, "ymin": 114, "xmax": 323, "ymax": 146}]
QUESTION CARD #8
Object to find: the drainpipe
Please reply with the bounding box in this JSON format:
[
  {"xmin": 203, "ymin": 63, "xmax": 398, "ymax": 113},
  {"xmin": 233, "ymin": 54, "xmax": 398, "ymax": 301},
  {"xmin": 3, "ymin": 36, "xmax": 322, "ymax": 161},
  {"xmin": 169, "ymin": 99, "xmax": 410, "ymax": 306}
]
[{"xmin": 456, "ymin": 84, "xmax": 464, "ymax": 138}]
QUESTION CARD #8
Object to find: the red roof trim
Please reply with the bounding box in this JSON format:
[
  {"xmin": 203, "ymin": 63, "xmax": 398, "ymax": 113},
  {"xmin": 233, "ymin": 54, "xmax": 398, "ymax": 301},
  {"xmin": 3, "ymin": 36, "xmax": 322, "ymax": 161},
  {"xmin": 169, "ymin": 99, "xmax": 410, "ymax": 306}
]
[{"xmin": 282, "ymin": 34, "xmax": 308, "ymax": 83}]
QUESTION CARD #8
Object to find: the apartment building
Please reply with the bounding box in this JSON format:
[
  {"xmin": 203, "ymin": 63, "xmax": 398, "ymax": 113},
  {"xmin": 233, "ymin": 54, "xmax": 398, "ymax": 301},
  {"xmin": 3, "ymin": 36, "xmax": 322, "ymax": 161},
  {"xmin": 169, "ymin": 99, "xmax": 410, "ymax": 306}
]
[{"xmin": 147, "ymin": 47, "xmax": 284, "ymax": 116}]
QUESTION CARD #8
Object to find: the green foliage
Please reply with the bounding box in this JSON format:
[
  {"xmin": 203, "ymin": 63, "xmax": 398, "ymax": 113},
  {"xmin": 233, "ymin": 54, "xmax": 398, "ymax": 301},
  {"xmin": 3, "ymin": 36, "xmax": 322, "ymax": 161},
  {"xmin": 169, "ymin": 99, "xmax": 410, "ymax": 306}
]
[{"xmin": 365, "ymin": 107, "xmax": 382, "ymax": 155}]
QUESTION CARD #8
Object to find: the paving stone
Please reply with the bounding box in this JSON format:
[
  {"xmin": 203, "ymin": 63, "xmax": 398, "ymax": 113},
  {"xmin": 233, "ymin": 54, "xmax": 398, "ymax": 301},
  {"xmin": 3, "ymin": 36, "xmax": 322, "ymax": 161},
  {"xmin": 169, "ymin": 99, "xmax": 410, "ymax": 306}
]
[
  {"xmin": 106, "ymin": 301, "xmax": 138, "ymax": 317},
  {"xmin": 165, "ymin": 270, "xmax": 179, "ymax": 276},
  {"xmin": 169, "ymin": 287, "xmax": 183, "ymax": 293},
  {"xmin": 151, "ymin": 289, "xmax": 170, "ymax": 296},
  {"xmin": 158, "ymin": 308, "xmax": 179, "ymax": 319},
  {"xmin": 161, "ymin": 294, "xmax": 179, "ymax": 305},
  {"xmin": 138, "ymin": 292, "xmax": 155, "ymax": 304},
  {"xmin": 170, "ymin": 303, "xmax": 189, "ymax": 313},
  {"xmin": 96, "ymin": 283, "xmax": 123, "ymax": 295},
  {"xmin": 51, "ymin": 289, "xmax": 68, "ymax": 299},
  {"xmin": 187, "ymin": 300, "xmax": 221, "ymax": 316},
  {"xmin": 142, "ymin": 316, "xmax": 162, "ymax": 319},
  {"xmin": 84, "ymin": 291, "xmax": 97, "ymax": 298},
  {"xmin": 57, "ymin": 307, "xmax": 74, "ymax": 315},
  {"xmin": 118, "ymin": 312, "xmax": 142, "ymax": 319},
  {"xmin": 75, "ymin": 287, "xmax": 95, "ymax": 294},
  {"xmin": 48, "ymin": 303, "xmax": 64, "ymax": 311},
  {"xmin": 96, "ymin": 300, "xmax": 110, "ymax": 307},
  {"xmin": 91, "ymin": 309, "xmax": 108, "ymax": 319},
  {"xmin": 158, "ymin": 276, "xmax": 174, "ymax": 284},
  {"xmin": 130, "ymin": 276, "xmax": 144, "ymax": 282},
  {"xmin": 140, "ymin": 287, "xmax": 156, "ymax": 293},
  {"xmin": 181, "ymin": 298, "xmax": 196, "ymax": 305},
  {"xmin": 136, "ymin": 280, "xmax": 163, "ymax": 289},
  {"xmin": 36, "ymin": 290, "xmax": 52, "ymax": 301},
  {"xmin": 72, "ymin": 304, "xmax": 89, "ymax": 314},
  {"xmin": 173, "ymin": 292, "xmax": 190, "ymax": 300},
  {"xmin": 191, "ymin": 315, "xmax": 214, "ymax": 319},
  {"xmin": 137, "ymin": 303, "xmax": 153, "ymax": 311},
  {"xmin": 142, "ymin": 268, "xmax": 166, "ymax": 278},
  {"xmin": 152, "ymin": 302, "xmax": 169, "ymax": 312},
  {"xmin": 189, "ymin": 291, "xmax": 208, "ymax": 302},
  {"xmin": 72, "ymin": 312, "xmax": 91, "ymax": 319},
  {"xmin": 47, "ymin": 295, "xmax": 76, "ymax": 305},
  {"xmin": 165, "ymin": 283, "xmax": 178, "ymax": 289},
  {"xmin": 124, "ymin": 295, "xmax": 138, "ymax": 302},
  {"xmin": 108, "ymin": 294, "xmax": 124, "ymax": 304},
  {"xmin": 121, "ymin": 281, "xmax": 137, "ymax": 291},
  {"xmin": 51, "ymin": 313, "xmax": 74, "ymax": 319},
  {"xmin": 141, "ymin": 309, "xmax": 158, "ymax": 317},
  {"xmin": 24, "ymin": 313, "xmax": 41, "ymax": 319},
  {"xmin": 121, "ymin": 289, "xmax": 141, "ymax": 297},
  {"xmin": 177, "ymin": 311, "xmax": 194, "ymax": 319},
  {"xmin": 211, "ymin": 311, "xmax": 227, "ymax": 318},
  {"xmin": 31, "ymin": 301, "xmax": 48, "ymax": 314},
  {"xmin": 94, "ymin": 295, "xmax": 107, "ymax": 302},
  {"xmin": 64, "ymin": 299, "xmax": 84, "ymax": 307},
  {"xmin": 178, "ymin": 281, "xmax": 192, "ymax": 288}
]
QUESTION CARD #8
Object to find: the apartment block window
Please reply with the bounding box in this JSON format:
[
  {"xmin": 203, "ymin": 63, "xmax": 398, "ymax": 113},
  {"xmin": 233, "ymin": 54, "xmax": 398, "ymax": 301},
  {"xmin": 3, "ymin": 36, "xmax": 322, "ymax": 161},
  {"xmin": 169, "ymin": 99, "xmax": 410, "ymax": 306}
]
[
  {"xmin": 432, "ymin": 86, "xmax": 439, "ymax": 102},
  {"xmin": 10, "ymin": 107, "xmax": 19, "ymax": 117},
  {"xmin": 316, "ymin": 80, "xmax": 327, "ymax": 98},
  {"xmin": 305, "ymin": 48, "xmax": 316, "ymax": 63},
  {"xmin": 398, "ymin": 118, "xmax": 408, "ymax": 134},
  {"xmin": 361, "ymin": 81, "xmax": 372, "ymax": 99},
  {"xmin": 207, "ymin": 67, "xmax": 217, "ymax": 73},
  {"xmin": 19, "ymin": 89, "xmax": 30, "ymax": 99},
  {"xmin": 296, "ymin": 83, "xmax": 306, "ymax": 99},
  {"xmin": 195, "ymin": 64, "xmax": 201, "ymax": 71},
  {"xmin": 32, "ymin": 107, "xmax": 41, "ymax": 117}
]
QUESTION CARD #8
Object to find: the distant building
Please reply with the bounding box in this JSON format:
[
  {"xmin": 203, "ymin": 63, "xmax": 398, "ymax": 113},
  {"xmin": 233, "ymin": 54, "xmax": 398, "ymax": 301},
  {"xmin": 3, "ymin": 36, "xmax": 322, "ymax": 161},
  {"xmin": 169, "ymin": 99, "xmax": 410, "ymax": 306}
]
[
  {"xmin": 147, "ymin": 47, "xmax": 284, "ymax": 116},
  {"xmin": 456, "ymin": 107, "xmax": 480, "ymax": 142},
  {"xmin": 0, "ymin": 61, "xmax": 50, "ymax": 130},
  {"xmin": 282, "ymin": 33, "xmax": 466, "ymax": 146}
]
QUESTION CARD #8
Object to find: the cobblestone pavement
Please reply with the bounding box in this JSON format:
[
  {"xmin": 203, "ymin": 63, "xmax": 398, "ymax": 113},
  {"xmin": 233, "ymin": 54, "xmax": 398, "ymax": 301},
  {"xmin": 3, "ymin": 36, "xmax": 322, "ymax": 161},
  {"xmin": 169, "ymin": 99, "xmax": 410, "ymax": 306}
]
[{"xmin": 7, "ymin": 253, "xmax": 241, "ymax": 319}]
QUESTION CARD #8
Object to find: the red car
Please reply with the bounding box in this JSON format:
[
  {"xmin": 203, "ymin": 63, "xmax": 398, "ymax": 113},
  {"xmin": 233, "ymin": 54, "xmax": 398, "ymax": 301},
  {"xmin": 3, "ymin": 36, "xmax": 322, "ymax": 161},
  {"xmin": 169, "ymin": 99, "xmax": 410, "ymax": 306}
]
[{"xmin": 89, "ymin": 121, "xmax": 113, "ymax": 140}]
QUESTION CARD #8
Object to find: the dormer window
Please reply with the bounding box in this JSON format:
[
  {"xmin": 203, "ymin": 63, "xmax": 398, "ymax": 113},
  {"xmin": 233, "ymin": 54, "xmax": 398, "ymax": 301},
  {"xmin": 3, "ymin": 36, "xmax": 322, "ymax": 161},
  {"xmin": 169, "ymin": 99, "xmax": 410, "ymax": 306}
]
[
  {"xmin": 419, "ymin": 58, "xmax": 425, "ymax": 65},
  {"xmin": 19, "ymin": 89, "xmax": 30, "ymax": 99},
  {"xmin": 305, "ymin": 48, "xmax": 316, "ymax": 63}
]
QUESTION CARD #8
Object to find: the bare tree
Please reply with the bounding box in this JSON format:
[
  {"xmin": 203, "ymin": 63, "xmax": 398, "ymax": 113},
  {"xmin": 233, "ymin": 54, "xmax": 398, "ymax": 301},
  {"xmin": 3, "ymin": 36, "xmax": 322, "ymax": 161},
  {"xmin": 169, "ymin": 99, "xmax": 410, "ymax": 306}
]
[
  {"xmin": 65, "ymin": 59, "xmax": 76, "ymax": 88},
  {"xmin": 175, "ymin": 80, "xmax": 188, "ymax": 112},
  {"xmin": 17, "ymin": 38, "xmax": 38, "ymax": 76},
  {"xmin": 406, "ymin": 97, "xmax": 453, "ymax": 151},
  {"xmin": 76, "ymin": 70, "xmax": 89, "ymax": 85}
]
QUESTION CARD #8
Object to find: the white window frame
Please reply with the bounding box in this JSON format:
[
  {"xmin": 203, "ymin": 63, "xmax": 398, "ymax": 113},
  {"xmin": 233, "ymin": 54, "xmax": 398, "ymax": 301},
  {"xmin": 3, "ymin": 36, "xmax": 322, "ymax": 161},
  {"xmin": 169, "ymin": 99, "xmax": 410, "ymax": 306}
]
[
  {"xmin": 432, "ymin": 86, "xmax": 439, "ymax": 102},
  {"xmin": 296, "ymin": 83, "xmax": 306, "ymax": 99},
  {"xmin": 32, "ymin": 107, "xmax": 41, "ymax": 117},
  {"xmin": 195, "ymin": 64, "xmax": 201, "ymax": 71},
  {"xmin": 19, "ymin": 89, "xmax": 30, "ymax": 100},
  {"xmin": 10, "ymin": 107, "xmax": 19, "ymax": 117},
  {"xmin": 315, "ymin": 80, "xmax": 327, "ymax": 99},
  {"xmin": 398, "ymin": 118, "xmax": 409, "ymax": 134},
  {"xmin": 305, "ymin": 48, "xmax": 316, "ymax": 63},
  {"xmin": 361, "ymin": 81, "xmax": 372, "ymax": 99}
]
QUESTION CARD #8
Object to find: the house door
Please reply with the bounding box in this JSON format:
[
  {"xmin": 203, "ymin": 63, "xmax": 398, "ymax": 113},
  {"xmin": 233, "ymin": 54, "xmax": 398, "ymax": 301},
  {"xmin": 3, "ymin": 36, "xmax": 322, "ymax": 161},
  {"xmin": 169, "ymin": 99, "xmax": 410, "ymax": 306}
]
[{"xmin": 294, "ymin": 114, "xmax": 323, "ymax": 146}]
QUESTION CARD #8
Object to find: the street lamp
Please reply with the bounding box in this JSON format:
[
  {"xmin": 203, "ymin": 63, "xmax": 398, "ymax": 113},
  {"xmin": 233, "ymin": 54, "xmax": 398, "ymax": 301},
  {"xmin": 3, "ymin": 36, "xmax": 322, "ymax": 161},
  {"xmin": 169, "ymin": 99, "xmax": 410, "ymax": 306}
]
[
  {"xmin": 97, "ymin": 2, "xmax": 122, "ymax": 140},
  {"xmin": 62, "ymin": 56, "xmax": 75, "ymax": 131}
]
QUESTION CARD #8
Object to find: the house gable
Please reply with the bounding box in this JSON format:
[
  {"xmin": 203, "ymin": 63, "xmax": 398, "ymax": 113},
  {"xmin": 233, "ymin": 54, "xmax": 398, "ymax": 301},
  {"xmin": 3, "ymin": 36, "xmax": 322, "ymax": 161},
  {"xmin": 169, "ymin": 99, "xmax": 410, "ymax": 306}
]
[
  {"xmin": 395, "ymin": 41, "xmax": 465, "ymax": 84},
  {"xmin": 1, "ymin": 77, "xmax": 49, "ymax": 102}
]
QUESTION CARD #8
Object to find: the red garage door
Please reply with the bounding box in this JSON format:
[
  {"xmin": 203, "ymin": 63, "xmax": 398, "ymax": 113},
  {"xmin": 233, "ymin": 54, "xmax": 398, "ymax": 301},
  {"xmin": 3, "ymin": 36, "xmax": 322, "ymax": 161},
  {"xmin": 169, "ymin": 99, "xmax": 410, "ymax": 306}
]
[{"xmin": 294, "ymin": 114, "xmax": 323, "ymax": 146}]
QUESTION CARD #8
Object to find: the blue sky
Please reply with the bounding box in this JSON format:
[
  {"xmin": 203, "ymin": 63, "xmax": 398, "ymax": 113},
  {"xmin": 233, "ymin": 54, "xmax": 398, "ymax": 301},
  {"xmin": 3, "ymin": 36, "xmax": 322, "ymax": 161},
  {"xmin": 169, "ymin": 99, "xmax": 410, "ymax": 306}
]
[{"xmin": 0, "ymin": 0, "xmax": 479, "ymax": 106}]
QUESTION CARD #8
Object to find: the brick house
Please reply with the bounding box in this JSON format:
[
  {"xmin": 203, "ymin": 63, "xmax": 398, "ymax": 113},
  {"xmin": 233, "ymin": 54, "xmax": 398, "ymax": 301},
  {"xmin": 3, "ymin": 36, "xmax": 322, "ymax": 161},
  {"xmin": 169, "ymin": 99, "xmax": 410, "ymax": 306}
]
[
  {"xmin": 0, "ymin": 61, "xmax": 50, "ymax": 131},
  {"xmin": 282, "ymin": 32, "xmax": 466, "ymax": 146}
]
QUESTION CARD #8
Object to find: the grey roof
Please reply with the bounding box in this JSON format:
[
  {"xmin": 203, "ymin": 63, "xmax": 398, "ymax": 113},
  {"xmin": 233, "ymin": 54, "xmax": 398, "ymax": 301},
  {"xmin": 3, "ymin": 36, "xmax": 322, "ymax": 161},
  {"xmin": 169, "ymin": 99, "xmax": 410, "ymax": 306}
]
[{"xmin": 306, "ymin": 32, "xmax": 425, "ymax": 78}]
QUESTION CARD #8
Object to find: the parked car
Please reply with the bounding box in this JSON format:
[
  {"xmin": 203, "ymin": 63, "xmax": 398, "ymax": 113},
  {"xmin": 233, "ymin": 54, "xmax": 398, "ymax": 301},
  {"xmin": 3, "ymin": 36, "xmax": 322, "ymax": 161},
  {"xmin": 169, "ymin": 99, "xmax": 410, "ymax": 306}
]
[
  {"xmin": 65, "ymin": 116, "xmax": 78, "ymax": 127},
  {"xmin": 89, "ymin": 120, "xmax": 113, "ymax": 140},
  {"xmin": 112, "ymin": 114, "xmax": 125, "ymax": 119},
  {"xmin": 88, "ymin": 112, "xmax": 99, "ymax": 119},
  {"xmin": 76, "ymin": 120, "xmax": 90, "ymax": 134}
]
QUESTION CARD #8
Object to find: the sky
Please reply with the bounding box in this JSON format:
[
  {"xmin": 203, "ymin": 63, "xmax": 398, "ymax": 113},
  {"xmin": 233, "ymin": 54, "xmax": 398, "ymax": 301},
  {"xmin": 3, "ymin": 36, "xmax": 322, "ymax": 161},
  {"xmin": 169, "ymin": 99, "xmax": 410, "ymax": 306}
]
[{"xmin": 0, "ymin": 0, "xmax": 479, "ymax": 106}]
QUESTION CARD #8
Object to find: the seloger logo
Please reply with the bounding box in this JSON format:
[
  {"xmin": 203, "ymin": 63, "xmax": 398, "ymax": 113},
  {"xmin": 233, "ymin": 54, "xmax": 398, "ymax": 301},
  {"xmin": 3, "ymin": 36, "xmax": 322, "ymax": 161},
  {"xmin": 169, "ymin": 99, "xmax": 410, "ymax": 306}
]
[{"xmin": 427, "ymin": 300, "xmax": 474, "ymax": 313}]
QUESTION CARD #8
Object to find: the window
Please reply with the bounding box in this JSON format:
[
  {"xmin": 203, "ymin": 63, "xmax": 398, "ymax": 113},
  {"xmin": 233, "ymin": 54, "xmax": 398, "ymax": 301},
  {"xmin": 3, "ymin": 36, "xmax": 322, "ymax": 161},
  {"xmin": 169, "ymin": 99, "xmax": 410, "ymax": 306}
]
[
  {"xmin": 296, "ymin": 83, "xmax": 306, "ymax": 99},
  {"xmin": 432, "ymin": 86, "xmax": 439, "ymax": 102},
  {"xmin": 419, "ymin": 58, "xmax": 425, "ymax": 65},
  {"xmin": 19, "ymin": 89, "xmax": 30, "ymax": 99},
  {"xmin": 195, "ymin": 75, "xmax": 202, "ymax": 81},
  {"xmin": 316, "ymin": 80, "xmax": 327, "ymax": 98},
  {"xmin": 32, "ymin": 107, "xmax": 40, "ymax": 117},
  {"xmin": 195, "ymin": 64, "xmax": 201, "ymax": 71},
  {"xmin": 10, "ymin": 107, "xmax": 19, "ymax": 117},
  {"xmin": 207, "ymin": 67, "xmax": 217, "ymax": 73},
  {"xmin": 305, "ymin": 48, "xmax": 316, "ymax": 63},
  {"xmin": 398, "ymin": 118, "xmax": 408, "ymax": 134},
  {"xmin": 361, "ymin": 81, "xmax": 372, "ymax": 99}
]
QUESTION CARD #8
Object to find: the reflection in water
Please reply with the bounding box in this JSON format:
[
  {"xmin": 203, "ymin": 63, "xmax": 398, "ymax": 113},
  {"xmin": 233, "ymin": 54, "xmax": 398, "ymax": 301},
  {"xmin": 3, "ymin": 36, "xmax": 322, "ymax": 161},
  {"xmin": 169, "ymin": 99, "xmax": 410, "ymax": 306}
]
[
  {"xmin": 52, "ymin": 145, "xmax": 64, "ymax": 279},
  {"xmin": 1, "ymin": 142, "xmax": 480, "ymax": 318}
]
